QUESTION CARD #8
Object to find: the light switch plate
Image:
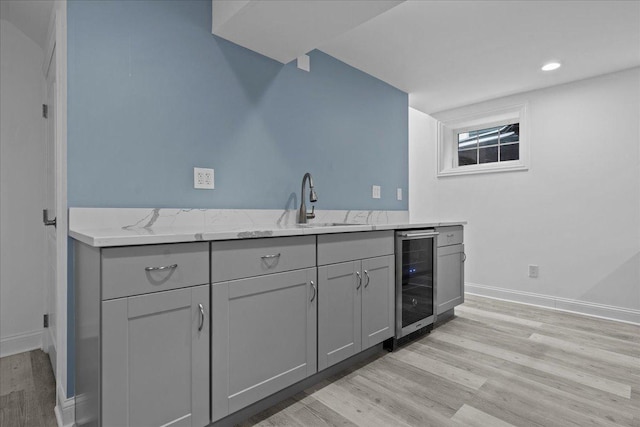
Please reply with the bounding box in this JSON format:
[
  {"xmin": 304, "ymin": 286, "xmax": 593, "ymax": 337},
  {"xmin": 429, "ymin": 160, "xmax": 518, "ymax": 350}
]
[
  {"xmin": 397, "ymin": 188, "xmax": 402, "ymax": 200},
  {"xmin": 194, "ymin": 167, "xmax": 214, "ymax": 189},
  {"xmin": 372, "ymin": 185, "xmax": 381, "ymax": 199}
]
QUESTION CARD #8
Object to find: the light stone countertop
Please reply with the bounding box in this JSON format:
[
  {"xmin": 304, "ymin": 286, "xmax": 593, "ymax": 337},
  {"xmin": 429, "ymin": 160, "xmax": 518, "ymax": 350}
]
[{"xmin": 68, "ymin": 208, "xmax": 465, "ymax": 247}]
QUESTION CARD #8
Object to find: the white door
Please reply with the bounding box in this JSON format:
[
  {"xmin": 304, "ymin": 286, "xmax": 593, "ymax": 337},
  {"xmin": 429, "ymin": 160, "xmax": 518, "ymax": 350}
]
[{"xmin": 44, "ymin": 46, "xmax": 57, "ymax": 371}]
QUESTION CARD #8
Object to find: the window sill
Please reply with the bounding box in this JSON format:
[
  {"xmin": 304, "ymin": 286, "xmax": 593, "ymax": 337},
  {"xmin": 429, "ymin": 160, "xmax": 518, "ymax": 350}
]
[{"xmin": 437, "ymin": 161, "xmax": 528, "ymax": 177}]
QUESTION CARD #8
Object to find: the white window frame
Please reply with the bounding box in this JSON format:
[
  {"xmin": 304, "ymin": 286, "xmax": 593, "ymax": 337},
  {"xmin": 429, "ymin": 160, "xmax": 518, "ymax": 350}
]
[{"xmin": 437, "ymin": 104, "xmax": 529, "ymax": 177}]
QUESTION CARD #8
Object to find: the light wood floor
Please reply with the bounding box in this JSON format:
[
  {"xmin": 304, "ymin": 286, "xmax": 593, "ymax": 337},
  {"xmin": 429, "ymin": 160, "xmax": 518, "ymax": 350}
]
[
  {"xmin": 0, "ymin": 350, "xmax": 57, "ymax": 427},
  {"xmin": 242, "ymin": 295, "xmax": 640, "ymax": 427}
]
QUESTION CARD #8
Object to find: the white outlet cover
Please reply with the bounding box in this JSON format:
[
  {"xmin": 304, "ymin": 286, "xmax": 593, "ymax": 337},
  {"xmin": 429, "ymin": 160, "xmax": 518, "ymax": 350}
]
[
  {"xmin": 194, "ymin": 167, "xmax": 214, "ymax": 189},
  {"xmin": 397, "ymin": 188, "xmax": 402, "ymax": 200},
  {"xmin": 372, "ymin": 185, "xmax": 381, "ymax": 199},
  {"xmin": 528, "ymin": 264, "xmax": 539, "ymax": 278},
  {"xmin": 297, "ymin": 54, "xmax": 310, "ymax": 72}
]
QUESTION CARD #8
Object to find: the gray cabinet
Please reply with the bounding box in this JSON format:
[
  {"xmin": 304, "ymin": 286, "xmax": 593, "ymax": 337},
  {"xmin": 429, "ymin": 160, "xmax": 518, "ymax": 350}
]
[
  {"xmin": 361, "ymin": 255, "xmax": 395, "ymax": 349},
  {"xmin": 75, "ymin": 241, "xmax": 210, "ymax": 427},
  {"xmin": 317, "ymin": 231, "xmax": 395, "ymax": 372},
  {"xmin": 318, "ymin": 261, "xmax": 360, "ymax": 370},
  {"xmin": 318, "ymin": 254, "xmax": 394, "ymax": 371},
  {"xmin": 436, "ymin": 226, "xmax": 465, "ymax": 314},
  {"xmin": 211, "ymin": 267, "xmax": 317, "ymax": 421},
  {"xmin": 102, "ymin": 285, "xmax": 210, "ymax": 427}
]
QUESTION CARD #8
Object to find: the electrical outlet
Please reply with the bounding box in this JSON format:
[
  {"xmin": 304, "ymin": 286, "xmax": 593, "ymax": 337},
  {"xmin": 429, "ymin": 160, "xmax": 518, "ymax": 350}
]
[
  {"xmin": 528, "ymin": 264, "xmax": 539, "ymax": 278},
  {"xmin": 397, "ymin": 188, "xmax": 402, "ymax": 200},
  {"xmin": 372, "ymin": 185, "xmax": 381, "ymax": 199},
  {"xmin": 194, "ymin": 167, "xmax": 214, "ymax": 189}
]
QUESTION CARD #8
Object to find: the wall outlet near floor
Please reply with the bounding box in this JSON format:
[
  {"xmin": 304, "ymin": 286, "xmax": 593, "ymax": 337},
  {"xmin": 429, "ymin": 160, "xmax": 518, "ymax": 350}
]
[
  {"xmin": 397, "ymin": 188, "xmax": 402, "ymax": 200},
  {"xmin": 372, "ymin": 185, "xmax": 381, "ymax": 199},
  {"xmin": 194, "ymin": 167, "xmax": 214, "ymax": 189},
  {"xmin": 528, "ymin": 264, "xmax": 539, "ymax": 278}
]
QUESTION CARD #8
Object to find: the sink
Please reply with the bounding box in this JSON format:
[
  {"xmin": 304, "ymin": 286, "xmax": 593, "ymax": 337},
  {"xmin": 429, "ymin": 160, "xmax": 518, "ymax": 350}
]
[{"xmin": 298, "ymin": 222, "xmax": 358, "ymax": 228}]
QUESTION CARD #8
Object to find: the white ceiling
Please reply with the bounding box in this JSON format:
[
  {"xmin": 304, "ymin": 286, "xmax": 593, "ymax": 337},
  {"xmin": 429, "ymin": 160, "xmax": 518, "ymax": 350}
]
[
  {"xmin": 2, "ymin": 0, "xmax": 637, "ymax": 115},
  {"xmin": 319, "ymin": 0, "xmax": 640, "ymax": 114},
  {"xmin": 212, "ymin": 0, "xmax": 404, "ymax": 64},
  {"xmin": 0, "ymin": 0, "xmax": 53, "ymax": 51}
]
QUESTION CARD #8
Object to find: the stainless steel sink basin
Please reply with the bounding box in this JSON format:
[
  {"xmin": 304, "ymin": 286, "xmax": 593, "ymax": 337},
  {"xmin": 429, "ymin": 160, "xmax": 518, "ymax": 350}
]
[{"xmin": 298, "ymin": 222, "xmax": 358, "ymax": 227}]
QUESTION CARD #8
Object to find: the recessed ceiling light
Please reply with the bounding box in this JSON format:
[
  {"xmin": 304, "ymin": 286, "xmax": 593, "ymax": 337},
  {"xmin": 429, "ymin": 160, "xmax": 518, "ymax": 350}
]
[{"xmin": 541, "ymin": 62, "xmax": 561, "ymax": 71}]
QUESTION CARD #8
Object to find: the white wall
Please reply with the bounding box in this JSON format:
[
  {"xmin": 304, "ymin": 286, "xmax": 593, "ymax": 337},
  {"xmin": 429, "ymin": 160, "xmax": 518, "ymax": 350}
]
[
  {"xmin": 0, "ymin": 19, "xmax": 46, "ymax": 356},
  {"xmin": 410, "ymin": 68, "xmax": 640, "ymax": 323}
]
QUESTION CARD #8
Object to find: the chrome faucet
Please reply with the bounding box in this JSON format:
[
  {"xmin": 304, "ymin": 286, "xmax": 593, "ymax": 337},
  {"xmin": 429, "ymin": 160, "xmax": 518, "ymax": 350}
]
[{"xmin": 298, "ymin": 172, "xmax": 318, "ymax": 224}]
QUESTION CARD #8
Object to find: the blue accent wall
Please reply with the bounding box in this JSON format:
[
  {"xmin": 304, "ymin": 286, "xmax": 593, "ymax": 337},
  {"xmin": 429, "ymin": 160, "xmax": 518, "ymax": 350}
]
[
  {"xmin": 67, "ymin": 0, "xmax": 408, "ymax": 211},
  {"xmin": 66, "ymin": 0, "xmax": 408, "ymax": 398}
]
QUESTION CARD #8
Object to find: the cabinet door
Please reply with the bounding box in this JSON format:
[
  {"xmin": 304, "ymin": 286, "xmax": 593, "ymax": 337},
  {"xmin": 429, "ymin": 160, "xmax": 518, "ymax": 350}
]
[
  {"xmin": 317, "ymin": 261, "xmax": 361, "ymax": 371},
  {"xmin": 211, "ymin": 268, "xmax": 317, "ymax": 420},
  {"xmin": 102, "ymin": 285, "xmax": 209, "ymax": 427},
  {"xmin": 436, "ymin": 244, "xmax": 464, "ymax": 314},
  {"xmin": 361, "ymin": 255, "xmax": 395, "ymax": 349}
]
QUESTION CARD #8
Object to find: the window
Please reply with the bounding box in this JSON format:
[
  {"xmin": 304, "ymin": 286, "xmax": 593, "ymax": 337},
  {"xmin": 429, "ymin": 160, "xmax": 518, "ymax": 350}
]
[
  {"xmin": 457, "ymin": 123, "xmax": 520, "ymax": 166},
  {"xmin": 437, "ymin": 104, "xmax": 528, "ymax": 177}
]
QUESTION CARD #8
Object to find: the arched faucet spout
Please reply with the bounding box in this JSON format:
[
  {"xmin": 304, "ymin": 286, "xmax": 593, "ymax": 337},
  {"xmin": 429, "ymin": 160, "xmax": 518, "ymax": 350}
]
[{"xmin": 298, "ymin": 172, "xmax": 317, "ymax": 224}]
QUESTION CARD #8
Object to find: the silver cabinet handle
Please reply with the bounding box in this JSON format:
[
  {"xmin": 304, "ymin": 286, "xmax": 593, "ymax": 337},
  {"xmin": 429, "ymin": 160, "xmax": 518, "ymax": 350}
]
[
  {"xmin": 447, "ymin": 233, "xmax": 454, "ymax": 237},
  {"xmin": 310, "ymin": 281, "xmax": 317, "ymax": 302},
  {"xmin": 356, "ymin": 271, "xmax": 362, "ymax": 289},
  {"xmin": 198, "ymin": 303, "xmax": 205, "ymax": 332},
  {"xmin": 401, "ymin": 232, "xmax": 439, "ymax": 238},
  {"xmin": 462, "ymin": 253, "xmax": 467, "ymax": 262},
  {"xmin": 364, "ymin": 270, "xmax": 370, "ymax": 287},
  {"xmin": 261, "ymin": 253, "xmax": 281, "ymax": 259},
  {"xmin": 144, "ymin": 263, "xmax": 178, "ymax": 272}
]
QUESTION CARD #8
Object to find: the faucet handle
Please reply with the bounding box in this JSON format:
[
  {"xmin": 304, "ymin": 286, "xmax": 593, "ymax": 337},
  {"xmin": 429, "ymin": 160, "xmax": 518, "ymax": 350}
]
[{"xmin": 307, "ymin": 205, "xmax": 316, "ymax": 219}]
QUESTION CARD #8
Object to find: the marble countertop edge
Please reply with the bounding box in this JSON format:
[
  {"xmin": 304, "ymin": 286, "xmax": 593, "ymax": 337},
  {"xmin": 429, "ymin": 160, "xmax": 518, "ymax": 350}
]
[{"xmin": 69, "ymin": 221, "xmax": 467, "ymax": 248}]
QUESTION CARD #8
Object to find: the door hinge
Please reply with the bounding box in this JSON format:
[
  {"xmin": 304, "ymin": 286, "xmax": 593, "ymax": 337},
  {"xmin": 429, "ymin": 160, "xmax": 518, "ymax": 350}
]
[
  {"xmin": 42, "ymin": 104, "xmax": 48, "ymax": 118},
  {"xmin": 43, "ymin": 314, "xmax": 49, "ymax": 328}
]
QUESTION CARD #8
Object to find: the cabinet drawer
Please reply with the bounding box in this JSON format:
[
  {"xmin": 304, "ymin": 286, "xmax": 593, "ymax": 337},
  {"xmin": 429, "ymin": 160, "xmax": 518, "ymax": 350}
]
[
  {"xmin": 317, "ymin": 231, "xmax": 394, "ymax": 266},
  {"xmin": 436, "ymin": 226, "xmax": 463, "ymax": 247},
  {"xmin": 102, "ymin": 243, "xmax": 209, "ymax": 300},
  {"xmin": 211, "ymin": 236, "xmax": 315, "ymax": 283}
]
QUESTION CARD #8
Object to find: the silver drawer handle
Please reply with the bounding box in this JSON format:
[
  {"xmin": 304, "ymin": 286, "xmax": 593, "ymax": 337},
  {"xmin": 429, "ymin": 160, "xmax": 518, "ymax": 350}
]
[
  {"xmin": 447, "ymin": 233, "xmax": 454, "ymax": 237},
  {"xmin": 356, "ymin": 271, "xmax": 362, "ymax": 289},
  {"xmin": 144, "ymin": 264, "xmax": 178, "ymax": 272},
  {"xmin": 198, "ymin": 304, "xmax": 205, "ymax": 332},
  {"xmin": 310, "ymin": 281, "xmax": 317, "ymax": 302},
  {"xmin": 261, "ymin": 253, "xmax": 281, "ymax": 259},
  {"xmin": 401, "ymin": 232, "xmax": 439, "ymax": 238},
  {"xmin": 364, "ymin": 270, "xmax": 370, "ymax": 287}
]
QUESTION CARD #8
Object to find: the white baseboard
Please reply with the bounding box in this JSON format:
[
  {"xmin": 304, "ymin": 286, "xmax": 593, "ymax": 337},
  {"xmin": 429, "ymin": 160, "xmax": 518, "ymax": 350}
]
[
  {"xmin": 0, "ymin": 329, "xmax": 43, "ymax": 358},
  {"xmin": 55, "ymin": 383, "xmax": 75, "ymax": 427},
  {"xmin": 465, "ymin": 282, "xmax": 640, "ymax": 325}
]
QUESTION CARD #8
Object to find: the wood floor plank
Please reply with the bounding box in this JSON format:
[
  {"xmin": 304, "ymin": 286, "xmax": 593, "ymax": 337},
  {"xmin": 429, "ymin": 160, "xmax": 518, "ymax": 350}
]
[
  {"xmin": 0, "ymin": 390, "xmax": 26, "ymax": 427},
  {"xmin": 529, "ymin": 332, "xmax": 640, "ymax": 369},
  {"xmin": 286, "ymin": 393, "xmax": 358, "ymax": 427},
  {"xmin": 360, "ymin": 356, "xmax": 475, "ymax": 417},
  {"xmin": 29, "ymin": 351, "xmax": 57, "ymax": 427},
  {"xmin": 433, "ymin": 331, "xmax": 632, "ymax": 398},
  {"xmin": 411, "ymin": 340, "xmax": 637, "ymax": 426},
  {"xmin": 464, "ymin": 295, "xmax": 640, "ymax": 342},
  {"xmin": 345, "ymin": 374, "xmax": 459, "ymax": 427},
  {"xmin": 456, "ymin": 304, "xmax": 543, "ymax": 329},
  {"xmin": 536, "ymin": 322, "xmax": 640, "ymax": 358},
  {"xmin": 437, "ymin": 315, "xmax": 640, "ymax": 385},
  {"xmin": 0, "ymin": 352, "xmax": 32, "ymax": 395},
  {"xmin": 389, "ymin": 346, "xmax": 487, "ymax": 390},
  {"xmin": 451, "ymin": 404, "xmax": 516, "ymax": 427},
  {"xmin": 308, "ymin": 380, "xmax": 413, "ymax": 427},
  {"xmin": 0, "ymin": 350, "xmax": 56, "ymax": 427}
]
